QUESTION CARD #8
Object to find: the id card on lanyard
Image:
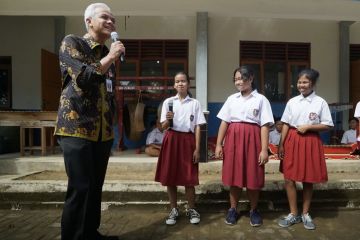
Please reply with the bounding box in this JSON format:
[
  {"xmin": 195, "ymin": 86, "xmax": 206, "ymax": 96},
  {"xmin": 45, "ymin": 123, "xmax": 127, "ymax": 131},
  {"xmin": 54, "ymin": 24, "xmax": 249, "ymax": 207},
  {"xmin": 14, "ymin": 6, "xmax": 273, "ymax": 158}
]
[
  {"xmin": 106, "ymin": 79, "xmax": 113, "ymax": 93},
  {"xmin": 106, "ymin": 68, "xmax": 114, "ymax": 93}
]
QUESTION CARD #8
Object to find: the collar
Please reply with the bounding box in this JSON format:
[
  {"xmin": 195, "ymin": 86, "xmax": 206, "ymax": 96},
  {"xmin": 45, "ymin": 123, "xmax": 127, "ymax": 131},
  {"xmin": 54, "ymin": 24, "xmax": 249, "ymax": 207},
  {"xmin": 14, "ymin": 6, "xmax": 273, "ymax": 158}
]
[
  {"xmin": 173, "ymin": 94, "xmax": 192, "ymax": 102},
  {"xmin": 83, "ymin": 33, "xmax": 103, "ymax": 50},
  {"xmin": 299, "ymin": 91, "xmax": 316, "ymax": 102},
  {"xmin": 235, "ymin": 89, "xmax": 258, "ymax": 98}
]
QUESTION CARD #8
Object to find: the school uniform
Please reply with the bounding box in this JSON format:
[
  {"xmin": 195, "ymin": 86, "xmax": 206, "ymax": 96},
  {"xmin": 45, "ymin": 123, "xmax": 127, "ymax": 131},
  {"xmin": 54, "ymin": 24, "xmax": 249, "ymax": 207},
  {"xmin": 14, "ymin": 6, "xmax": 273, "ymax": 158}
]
[
  {"xmin": 354, "ymin": 102, "xmax": 360, "ymax": 146},
  {"xmin": 217, "ymin": 90, "xmax": 274, "ymax": 189},
  {"xmin": 341, "ymin": 129, "xmax": 357, "ymax": 144},
  {"xmin": 269, "ymin": 130, "xmax": 281, "ymax": 145},
  {"xmin": 146, "ymin": 128, "xmax": 164, "ymax": 145},
  {"xmin": 155, "ymin": 95, "xmax": 206, "ymax": 186},
  {"xmin": 354, "ymin": 102, "xmax": 360, "ymax": 120},
  {"xmin": 281, "ymin": 91, "xmax": 333, "ymax": 183}
]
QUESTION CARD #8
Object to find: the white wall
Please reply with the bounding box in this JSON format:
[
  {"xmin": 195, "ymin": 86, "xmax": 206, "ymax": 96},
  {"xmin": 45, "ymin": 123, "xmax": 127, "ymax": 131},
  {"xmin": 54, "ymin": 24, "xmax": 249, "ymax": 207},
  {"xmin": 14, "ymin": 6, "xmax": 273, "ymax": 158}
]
[
  {"xmin": 0, "ymin": 15, "xmax": 347, "ymax": 109},
  {"xmin": 0, "ymin": 16, "xmax": 55, "ymax": 110},
  {"xmin": 350, "ymin": 21, "xmax": 360, "ymax": 43},
  {"xmin": 208, "ymin": 17, "xmax": 339, "ymax": 103}
]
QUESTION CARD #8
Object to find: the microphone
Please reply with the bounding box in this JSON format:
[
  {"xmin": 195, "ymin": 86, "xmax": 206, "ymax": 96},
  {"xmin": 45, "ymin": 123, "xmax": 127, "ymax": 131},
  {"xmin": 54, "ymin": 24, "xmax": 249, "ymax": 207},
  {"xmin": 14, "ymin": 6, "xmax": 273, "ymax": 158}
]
[
  {"xmin": 168, "ymin": 100, "xmax": 173, "ymax": 128},
  {"xmin": 110, "ymin": 31, "xmax": 125, "ymax": 62}
]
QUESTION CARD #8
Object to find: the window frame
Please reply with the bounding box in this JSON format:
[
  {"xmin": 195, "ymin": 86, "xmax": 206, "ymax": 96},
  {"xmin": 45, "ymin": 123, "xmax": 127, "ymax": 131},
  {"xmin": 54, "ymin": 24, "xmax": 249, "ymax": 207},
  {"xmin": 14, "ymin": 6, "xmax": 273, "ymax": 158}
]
[{"xmin": 240, "ymin": 41, "xmax": 310, "ymax": 102}]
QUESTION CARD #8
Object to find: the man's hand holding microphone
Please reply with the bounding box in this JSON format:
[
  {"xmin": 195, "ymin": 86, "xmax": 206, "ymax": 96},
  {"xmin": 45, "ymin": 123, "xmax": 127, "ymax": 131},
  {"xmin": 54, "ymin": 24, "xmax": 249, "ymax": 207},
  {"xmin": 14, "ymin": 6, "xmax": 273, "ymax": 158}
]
[
  {"xmin": 110, "ymin": 32, "xmax": 126, "ymax": 62},
  {"xmin": 99, "ymin": 31, "xmax": 125, "ymax": 74}
]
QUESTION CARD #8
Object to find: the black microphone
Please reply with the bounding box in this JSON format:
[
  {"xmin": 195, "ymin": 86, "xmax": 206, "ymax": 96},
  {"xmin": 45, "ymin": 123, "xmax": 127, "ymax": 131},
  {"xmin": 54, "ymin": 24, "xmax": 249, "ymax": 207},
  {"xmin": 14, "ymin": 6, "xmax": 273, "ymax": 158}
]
[
  {"xmin": 110, "ymin": 32, "xmax": 125, "ymax": 62},
  {"xmin": 168, "ymin": 100, "xmax": 173, "ymax": 128}
]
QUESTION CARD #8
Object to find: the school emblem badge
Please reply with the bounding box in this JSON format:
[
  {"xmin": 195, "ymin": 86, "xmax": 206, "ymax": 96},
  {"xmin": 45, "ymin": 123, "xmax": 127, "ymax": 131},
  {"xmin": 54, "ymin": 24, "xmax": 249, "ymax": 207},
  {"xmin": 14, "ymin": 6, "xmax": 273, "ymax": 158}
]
[
  {"xmin": 253, "ymin": 109, "xmax": 259, "ymax": 117},
  {"xmin": 190, "ymin": 115, "xmax": 194, "ymax": 121},
  {"xmin": 309, "ymin": 112, "xmax": 318, "ymax": 120}
]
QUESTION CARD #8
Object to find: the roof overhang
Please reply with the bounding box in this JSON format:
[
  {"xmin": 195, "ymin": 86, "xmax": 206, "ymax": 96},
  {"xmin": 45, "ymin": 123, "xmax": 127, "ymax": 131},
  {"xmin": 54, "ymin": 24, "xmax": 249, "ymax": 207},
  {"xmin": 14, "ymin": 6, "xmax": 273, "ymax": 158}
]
[{"xmin": 1, "ymin": 0, "xmax": 360, "ymax": 21}]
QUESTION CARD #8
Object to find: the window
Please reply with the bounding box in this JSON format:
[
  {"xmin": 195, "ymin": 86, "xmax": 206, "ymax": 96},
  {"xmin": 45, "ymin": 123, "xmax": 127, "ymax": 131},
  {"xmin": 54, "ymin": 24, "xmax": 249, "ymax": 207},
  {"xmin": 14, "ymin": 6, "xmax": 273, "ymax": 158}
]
[
  {"xmin": 116, "ymin": 40, "xmax": 189, "ymax": 99},
  {"xmin": 0, "ymin": 57, "xmax": 12, "ymax": 109},
  {"xmin": 350, "ymin": 44, "xmax": 360, "ymax": 61},
  {"xmin": 240, "ymin": 41, "xmax": 310, "ymax": 102}
]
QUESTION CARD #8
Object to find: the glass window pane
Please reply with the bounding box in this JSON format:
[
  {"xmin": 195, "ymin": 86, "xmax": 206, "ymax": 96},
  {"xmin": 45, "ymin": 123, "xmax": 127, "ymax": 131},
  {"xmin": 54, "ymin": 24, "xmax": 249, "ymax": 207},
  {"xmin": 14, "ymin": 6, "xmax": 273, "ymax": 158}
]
[
  {"xmin": 140, "ymin": 60, "xmax": 163, "ymax": 95},
  {"xmin": 141, "ymin": 60, "xmax": 163, "ymax": 77},
  {"xmin": 243, "ymin": 64, "xmax": 261, "ymax": 91},
  {"xmin": 166, "ymin": 63, "xmax": 185, "ymax": 77},
  {"xmin": 140, "ymin": 60, "xmax": 164, "ymax": 95},
  {"xmin": 290, "ymin": 64, "xmax": 307, "ymax": 97},
  {"xmin": 264, "ymin": 62, "xmax": 286, "ymax": 101},
  {"xmin": 119, "ymin": 62, "xmax": 137, "ymax": 92},
  {"xmin": 119, "ymin": 62, "xmax": 137, "ymax": 77}
]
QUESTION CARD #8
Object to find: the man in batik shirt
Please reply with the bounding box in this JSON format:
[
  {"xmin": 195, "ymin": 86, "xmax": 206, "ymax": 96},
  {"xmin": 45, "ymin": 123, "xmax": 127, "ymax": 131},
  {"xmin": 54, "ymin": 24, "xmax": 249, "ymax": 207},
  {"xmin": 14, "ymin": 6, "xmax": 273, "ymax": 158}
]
[{"xmin": 54, "ymin": 3, "xmax": 125, "ymax": 240}]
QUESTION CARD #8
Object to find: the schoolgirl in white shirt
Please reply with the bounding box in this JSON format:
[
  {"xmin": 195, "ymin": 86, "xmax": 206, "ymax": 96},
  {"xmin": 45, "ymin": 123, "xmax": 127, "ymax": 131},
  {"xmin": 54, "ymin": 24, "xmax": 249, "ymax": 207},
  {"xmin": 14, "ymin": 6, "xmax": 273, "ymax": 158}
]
[
  {"xmin": 155, "ymin": 72, "xmax": 206, "ymax": 226},
  {"xmin": 215, "ymin": 66, "xmax": 274, "ymax": 227},
  {"xmin": 278, "ymin": 68, "xmax": 333, "ymax": 230}
]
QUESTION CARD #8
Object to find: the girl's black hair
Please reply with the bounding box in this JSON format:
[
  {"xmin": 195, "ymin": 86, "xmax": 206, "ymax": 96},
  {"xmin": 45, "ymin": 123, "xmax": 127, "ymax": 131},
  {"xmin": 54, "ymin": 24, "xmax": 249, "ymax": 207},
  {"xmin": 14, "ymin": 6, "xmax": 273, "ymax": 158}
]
[
  {"xmin": 349, "ymin": 117, "xmax": 359, "ymax": 123},
  {"xmin": 298, "ymin": 68, "xmax": 319, "ymax": 85},
  {"xmin": 233, "ymin": 65, "xmax": 256, "ymax": 90},
  {"xmin": 174, "ymin": 71, "xmax": 192, "ymax": 97}
]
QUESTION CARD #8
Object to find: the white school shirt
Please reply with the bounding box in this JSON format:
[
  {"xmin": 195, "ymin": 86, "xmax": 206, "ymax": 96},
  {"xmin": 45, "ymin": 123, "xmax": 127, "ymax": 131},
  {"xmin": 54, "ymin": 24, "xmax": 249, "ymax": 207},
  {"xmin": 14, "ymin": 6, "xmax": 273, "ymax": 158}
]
[
  {"xmin": 354, "ymin": 102, "xmax": 360, "ymax": 118},
  {"xmin": 341, "ymin": 129, "xmax": 357, "ymax": 144},
  {"xmin": 160, "ymin": 95, "xmax": 206, "ymax": 133},
  {"xmin": 146, "ymin": 128, "xmax": 164, "ymax": 145},
  {"xmin": 269, "ymin": 130, "xmax": 281, "ymax": 145},
  {"xmin": 217, "ymin": 90, "xmax": 274, "ymax": 126},
  {"xmin": 281, "ymin": 91, "xmax": 334, "ymax": 128},
  {"xmin": 354, "ymin": 102, "xmax": 360, "ymax": 141}
]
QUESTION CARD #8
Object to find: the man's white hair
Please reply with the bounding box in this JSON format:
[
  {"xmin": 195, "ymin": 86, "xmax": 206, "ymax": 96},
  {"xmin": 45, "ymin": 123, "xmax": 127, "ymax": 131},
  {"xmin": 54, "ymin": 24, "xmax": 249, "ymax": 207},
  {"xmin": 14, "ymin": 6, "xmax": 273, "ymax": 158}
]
[{"xmin": 84, "ymin": 3, "xmax": 111, "ymax": 31}]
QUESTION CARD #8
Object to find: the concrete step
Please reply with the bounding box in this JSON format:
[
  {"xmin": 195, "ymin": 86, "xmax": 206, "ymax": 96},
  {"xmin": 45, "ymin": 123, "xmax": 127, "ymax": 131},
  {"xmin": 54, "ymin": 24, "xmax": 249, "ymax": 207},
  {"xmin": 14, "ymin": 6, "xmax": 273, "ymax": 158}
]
[
  {"xmin": 0, "ymin": 151, "xmax": 360, "ymax": 210},
  {"xmin": 1, "ymin": 152, "xmax": 359, "ymax": 175},
  {"xmin": 0, "ymin": 171, "xmax": 360, "ymax": 211}
]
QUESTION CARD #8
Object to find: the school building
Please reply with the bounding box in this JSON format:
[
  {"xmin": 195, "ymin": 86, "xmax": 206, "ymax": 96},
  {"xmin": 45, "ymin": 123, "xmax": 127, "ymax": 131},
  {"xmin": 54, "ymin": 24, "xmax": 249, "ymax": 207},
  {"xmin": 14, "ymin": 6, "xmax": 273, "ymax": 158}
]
[{"xmin": 1, "ymin": 0, "xmax": 360, "ymax": 148}]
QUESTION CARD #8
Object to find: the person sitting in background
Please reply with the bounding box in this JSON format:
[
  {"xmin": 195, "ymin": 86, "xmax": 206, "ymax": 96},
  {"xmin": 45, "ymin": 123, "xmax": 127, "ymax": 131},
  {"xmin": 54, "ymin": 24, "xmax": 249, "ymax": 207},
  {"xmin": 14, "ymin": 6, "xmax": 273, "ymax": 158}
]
[
  {"xmin": 341, "ymin": 118, "xmax": 359, "ymax": 144},
  {"xmin": 269, "ymin": 120, "xmax": 283, "ymax": 145},
  {"xmin": 145, "ymin": 119, "xmax": 164, "ymax": 157}
]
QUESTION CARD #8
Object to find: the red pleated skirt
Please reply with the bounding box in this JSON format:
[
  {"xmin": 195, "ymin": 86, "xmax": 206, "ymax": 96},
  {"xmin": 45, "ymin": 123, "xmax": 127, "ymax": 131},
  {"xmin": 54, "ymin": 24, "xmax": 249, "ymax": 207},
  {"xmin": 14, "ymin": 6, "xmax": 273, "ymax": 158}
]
[
  {"xmin": 222, "ymin": 122, "xmax": 264, "ymax": 189},
  {"xmin": 280, "ymin": 128, "xmax": 328, "ymax": 183},
  {"xmin": 155, "ymin": 130, "xmax": 198, "ymax": 186}
]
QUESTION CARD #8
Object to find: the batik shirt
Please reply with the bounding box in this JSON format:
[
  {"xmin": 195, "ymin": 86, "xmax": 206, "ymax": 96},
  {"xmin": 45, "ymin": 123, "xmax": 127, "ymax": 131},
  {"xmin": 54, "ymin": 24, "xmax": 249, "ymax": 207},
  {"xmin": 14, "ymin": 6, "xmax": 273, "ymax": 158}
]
[{"xmin": 54, "ymin": 33, "xmax": 116, "ymax": 141}]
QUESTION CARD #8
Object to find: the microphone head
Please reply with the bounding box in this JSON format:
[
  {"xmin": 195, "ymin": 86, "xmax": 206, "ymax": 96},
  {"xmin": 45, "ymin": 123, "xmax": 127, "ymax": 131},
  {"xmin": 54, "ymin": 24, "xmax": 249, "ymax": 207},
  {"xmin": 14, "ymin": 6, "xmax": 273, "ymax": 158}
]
[
  {"xmin": 168, "ymin": 100, "xmax": 173, "ymax": 111},
  {"xmin": 111, "ymin": 32, "xmax": 119, "ymax": 41}
]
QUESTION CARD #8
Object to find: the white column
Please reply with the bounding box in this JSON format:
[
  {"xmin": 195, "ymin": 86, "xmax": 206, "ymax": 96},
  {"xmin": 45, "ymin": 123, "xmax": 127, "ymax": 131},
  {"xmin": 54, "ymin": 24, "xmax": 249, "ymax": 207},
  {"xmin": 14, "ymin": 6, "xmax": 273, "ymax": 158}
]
[
  {"xmin": 196, "ymin": 12, "xmax": 208, "ymax": 111},
  {"xmin": 339, "ymin": 21, "xmax": 354, "ymax": 129},
  {"xmin": 196, "ymin": 12, "xmax": 209, "ymax": 162}
]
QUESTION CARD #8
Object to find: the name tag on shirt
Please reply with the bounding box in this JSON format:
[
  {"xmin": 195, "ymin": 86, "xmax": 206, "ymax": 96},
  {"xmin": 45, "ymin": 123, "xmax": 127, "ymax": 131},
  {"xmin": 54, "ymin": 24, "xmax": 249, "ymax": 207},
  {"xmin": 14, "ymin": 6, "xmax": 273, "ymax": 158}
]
[{"xmin": 106, "ymin": 79, "xmax": 113, "ymax": 92}]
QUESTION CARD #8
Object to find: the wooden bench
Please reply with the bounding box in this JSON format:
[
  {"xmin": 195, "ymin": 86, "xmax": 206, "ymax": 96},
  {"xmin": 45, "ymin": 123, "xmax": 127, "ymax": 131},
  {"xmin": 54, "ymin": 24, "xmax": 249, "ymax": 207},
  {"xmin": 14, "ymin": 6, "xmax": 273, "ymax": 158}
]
[
  {"xmin": 0, "ymin": 111, "xmax": 57, "ymax": 156},
  {"xmin": 19, "ymin": 121, "xmax": 56, "ymax": 156}
]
